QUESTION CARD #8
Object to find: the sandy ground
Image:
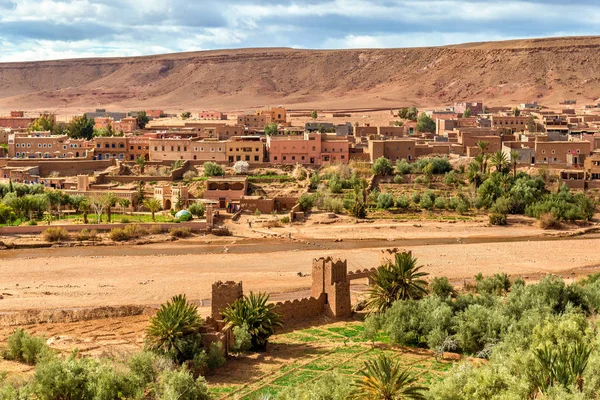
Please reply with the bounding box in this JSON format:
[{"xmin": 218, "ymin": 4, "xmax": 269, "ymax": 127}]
[{"xmin": 1, "ymin": 215, "xmax": 600, "ymax": 314}]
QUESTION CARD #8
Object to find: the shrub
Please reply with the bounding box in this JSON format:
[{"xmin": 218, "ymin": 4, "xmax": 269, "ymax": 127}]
[
  {"xmin": 4, "ymin": 329, "xmax": 48, "ymax": 365},
  {"xmin": 145, "ymin": 294, "xmax": 204, "ymax": 363},
  {"xmin": 109, "ymin": 228, "xmax": 129, "ymax": 241},
  {"xmin": 298, "ymin": 193, "xmax": 315, "ymax": 212},
  {"xmin": 148, "ymin": 225, "xmax": 163, "ymax": 234},
  {"xmin": 396, "ymin": 159, "xmax": 412, "ymax": 175},
  {"xmin": 430, "ymin": 277, "xmax": 456, "ymax": 299},
  {"xmin": 475, "ymin": 273, "xmax": 511, "ymax": 295},
  {"xmin": 434, "ymin": 197, "xmax": 447, "ymax": 210},
  {"xmin": 203, "ymin": 161, "xmax": 224, "ymax": 177},
  {"xmin": 28, "ymin": 220, "xmax": 37, "ymax": 226},
  {"xmin": 170, "ymin": 227, "xmax": 192, "ymax": 238},
  {"xmin": 393, "ymin": 174, "xmax": 404, "ymax": 184},
  {"xmin": 128, "ymin": 351, "xmax": 159, "ymax": 388},
  {"xmin": 155, "ymin": 367, "xmax": 210, "ymax": 400},
  {"xmin": 120, "ymin": 217, "xmax": 130, "ymax": 224},
  {"xmin": 232, "ymin": 324, "xmax": 253, "ymax": 354},
  {"xmin": 188, "ymin": 202, "xmax": 205, "ymax": 218},
  {"xmin": 207, "ymin": 342, "xmax": 226, "ymax": 370},
  {"xmin": 124, "ymin": 224, "xmax": 146, "ymax": 238},
  {"xmin": 322, "ymin": 196, "xmax": 344, "ymax": 213},
  {"xmin": 395, "ymin": 195, "xmax": 410, "ymax": 210},
  {"xmin": 183, "ymin": 170, "xmax": 198, "ymax": 181},
  {"xmin": 540, "ymin": 212, "xmax": 561, "ymax": 229},
  {"xmin": 489, "ymin": 213, "xmax": 508, "ymax": 226},
  {"xmin": 376, "ymin": 193, "xmax": 395, "ymax": 209},
  {"xmin": 76, "ymin": 228, "xmax": 91, "ymax": 241},
  {"xmin": 280, "ymin": 215, "xmax": 290, "ymax": 224},
  {"xmin": 372, "ymin": 157, "xmax": 393, "ymax": 176},
  {"xmin": 41, "ymin": 227, "xmax": 70, "ymax": 242},
  {"xmin": 31, "ymin": 354, "xmax": 95, "ymax": 399},
  {"xmin": 419, "ymin": 192, "xmax": 434, "ymax": 210},
  {"xmin": 411, "ymin": 191, "xmax": 421, "ymax": 204},
  {"xmin": 454, "ymin": 304, "xmax": 508, "ymax": 354},
  {"xmin": 444, "ymin": 170, "xmax": 461, "ymax": 186}
]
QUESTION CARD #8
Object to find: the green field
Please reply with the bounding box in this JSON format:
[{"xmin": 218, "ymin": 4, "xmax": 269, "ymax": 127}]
[{"xmin": 207, "ymin": 321, "xmax": 453, "ymax": 400}]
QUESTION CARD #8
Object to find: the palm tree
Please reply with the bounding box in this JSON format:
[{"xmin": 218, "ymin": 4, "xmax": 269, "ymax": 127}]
[
  {"xmin": 366, "ymin": 252, "xmax": 429, "ymax": 314},
  {"xmin": 145, "ymin": 294, "xmax": 203, "ymax": 363},
  {"xmin": 490, "ymin": 150, "xmax": 508, "ymax": 174},
  {"xmin": 79, "ymin": 198, "xmax": 91, "ymax": 224},
  {"xmin": 476, "ymin": 141, "xmax": 489, "ymax": 173},
  {"xmin": 532, "ymin": 341, "xmax": 592, "ymax": 395},
  {"xmin": 510, "ymin": 150, "xmax": 520, "ymax": 179},
  {"xmin": 101, "ymin": 192, "xmax": 119, "ymax": 223},
  {"xmin": 222, "ymin": 292, "xmax": 283, "ymax": 351},
  {"xmin": 118, "ymin": 198, "xmax": 130, "ymax": 215},
  {"xmin": 135, "ymin": 156, "xmax": 147, "ymax": 174},
  {"xmin": 351, "ymin": 354, "xmax": 426, "ymax": 400},
  {"xmin": 143, "ymin": 198, "xmax": 162, "ymax": 222}
]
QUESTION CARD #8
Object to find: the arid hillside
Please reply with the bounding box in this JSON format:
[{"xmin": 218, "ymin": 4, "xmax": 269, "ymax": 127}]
[{"xmin": 1, "ymin": 36, "xmax": 599, "ymax": 113}]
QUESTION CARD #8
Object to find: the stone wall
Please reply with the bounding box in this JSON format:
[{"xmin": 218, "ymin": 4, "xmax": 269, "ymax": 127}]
[{"xmin": 5, "ymin": 159, "xmax": 114, "ymax": 177}]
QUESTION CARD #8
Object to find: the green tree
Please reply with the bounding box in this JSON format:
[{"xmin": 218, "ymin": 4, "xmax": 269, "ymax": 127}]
[
  {"xmin": 311, "ymin": 110, "xmax": 318, "ymax": 119},
  {"xmin": 143, "ymin": 198, "xmax": 162, "ymax": 221},
  {"xmin": 79, "ymin": 198, "xmax": 91, "ymax": 224},
  {"xmin": 490, "ymin": 150, "xmax": 509, "ymax": 174},
  {"xmin": 118, "ymin": 198, "xmax": 130, "ymax": 214},
  {"xmin": 135, "ymin": 156, "xmax": 147, "ymax": 174},
  {"xmin": 222, "ymin": 292, "xmax": 283, "ymax": 351},
  {"xmin": 28, "ymin": 115, "xmax": 55, "ymax": 133},
  {"xmin": 188, "ymin": 202, "xmax": 206, "ymax": 218},
  {"xmin": 203, "ymin": 161, "xmax": 224, "ymax": 177},
  {"xmin": 350, "ymin": 354, "xmax": 426, "ymax": 400},
  {"xmin": 101, "ymin": 192, "xmax": 119, "ymax": 223},
  {"xmin": 145, "ymin": 294, "xmax": 204, "ymax": 363},
  {"xmin": 136, "ymin": 110, "xmax": 149, "ymax": 129},
  {"xmin": 373, "ymin": 157, "xmax": 393, "ymax": 176},
  {"xmin": 513, "ymin": 107, "xmax": 521, "ymax": 117},
  {"xmin": 180, "ymin": 111, "xmax": 191, "ymax": 120},
  {"xmin": 462, "ymin": 108, "xmax": 472, "ymax": 118},
  {"xmin": 510, "ymin": 150, "xmax": 520, "ymax": 179},
  {"xmin": 264, "ymin": 122, "xmax": 278, "ymax": 136},
  {"xmin": 67, "ymin": 114, "xmax": 95, "ymax": 140},
  {"xmin": 416, "ymin": 113, "xmax": 435, "ymax": 133},
  {"xmin": 366, "ymin": 252, "xmax": 429, "ymax": 313}
]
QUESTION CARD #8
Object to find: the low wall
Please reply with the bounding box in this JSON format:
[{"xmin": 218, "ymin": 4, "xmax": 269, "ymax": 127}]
[
  {"xmin": 0, "ymin": 221, "xmax": 210, "ymax": 235},
  {"xmin": 0, "ymin": 305, "xmax": 150, "ymax": 326},
  {"xmin": 5, "ymin": 159, "xmax": 114, "ymax": 176},
  {"xmin": 273, "ymin": 293, "xmax": 326, "ymax": 324},
  {"xmin": 347, "ymin": 268, "xmax": 377, "ymax": 281}
]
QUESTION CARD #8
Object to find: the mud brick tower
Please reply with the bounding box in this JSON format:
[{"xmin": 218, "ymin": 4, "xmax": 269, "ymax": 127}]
[{"xmin": 311, "ymin": 257, "xmax": 351, "ymax": 318}]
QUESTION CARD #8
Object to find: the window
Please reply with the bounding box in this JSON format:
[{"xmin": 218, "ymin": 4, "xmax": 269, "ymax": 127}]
[
  {"xmin": 211, "ymin": 148, "xmax": 215, "ymax": 152},
  {"xmin": 27, "ymin": 144, "xmax": 30, "ymax": 148},
  {"xmin": 218, "ymin": 147, "xmax": 222, "ymax": 152},
  {"xmin": 200, "ymin": 147, "xmax": 204, "ymax": 152},
  {"xmin": 194, "ymin": 147, "xmax": 198, "ymax": 151},
  {"xmin": 171, "ymin": 146, "xmax": 174, "ymax": 151},
  {"xmin": 274, "ymin": 156, "xmax": 278, "ymax": 161},
  {"xmin": 283, "ymin": 156, "xmax": 287, "ymax": 161},
  {"xmin": 292, "ymin": 156, "xmax": 295, "ymax": 160},
  {"xmin": 38, "ymin": 144, "xmax": 41, "ymax": 148},
  {"xmin": 48, "ymin": 144, "xmax": 52, "ymax": 148},
  {"xmin": 43, "ymin": 144, "xmax": 47, "ymax": 148},
  {"xmin": 301, "ymin": 156, "xmax": 305, "ymax": 160},
  {"xmin": 111, "ymin": 143, "xmax": 116, "ymax": 148},
  {"xmin": 551, "ymin": 150, "xmax": 555, "ymax": 154},
  {"xmin": 254, "ymin": 156, "xmax": 259, "ymax": 161},
  {"xmin": 542, "ymin": 150, "xmax": 546, "ymax": 154},
  {"xmin": 154, "ymin": 146, "xmax": 158, "ymax": 151}
]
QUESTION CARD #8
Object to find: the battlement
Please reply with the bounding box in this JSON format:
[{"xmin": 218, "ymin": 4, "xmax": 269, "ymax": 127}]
[{"xmin": 347, "ymin": 267, "xmax": 378, "ymax": 281}]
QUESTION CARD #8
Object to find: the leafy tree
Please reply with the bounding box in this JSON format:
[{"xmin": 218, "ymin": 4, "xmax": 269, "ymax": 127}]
[
  {"xmin": 118, "ymin": 198, "xmax": 130, "ymax": 214},
  {"xmin": 377, "ymin": 193, "xmax": 394, "ymax": 210},
  {"xmin": 180, "ymin": 111, "xmax": 191, "ymax": 120},
  {"xmin": 145, "ymin": 294, "xmax": 204, "ymax": 363},
  {"xmin": 298, "ymin": 193, "xmax": 316, "ymax": 212},
  {"xmin": 462, "ymin": 108, "xmax": 472, "ymax": 118},
  {"xmin": 430, "ymin": 276, "xmax": 456, "ymax": 299},
  {"xmin": 397, "ymin": 107, "xmax": 418, "ymax": 121},
  {"xmin": 101, "ymin": 192, "xmax": 119, "ymax": 222},
  {"xmin": 513, "ymin": 107, "xmax": 521, "ymax": 117},
  {"xmin": 222, "ymin": 292, "xmax": 283, "ymax": 351},
  {"xmin": 143, "ymin": 198, "xmax": 162, "ymax": 221},
  {"xmin": 311, "ymin": 110, "xmax": 318, "ymax": 119},
  {"xmin": 28, "ymin": 115, "xmax": 55, "ymax": 133},
  {"xmin": 233, "ymin": 160, "xmax": 249, "ymax": 174},
  {"xmin": 350, "ymin": 354, "xmax": 426, "ymax": 400},
  {"xmin": 264, "ymin": 122, "xmax": 278, "ymax": 136},
  {"xmin": 67, "ymin": 114, "xmax": 95, "ymax": 140},
  {"xmin": 79, "ymin": 198, "xmax": 91, "ymax": 224},
  {"xmin": 416, "ymin": 113, "xmax": 435, "ymax": 133},
  {"xmin": 203, "ymin": 161, "xmax": 224, "ymax": 177},
  {"xmin": 366, "ymin": 252, "xmax": 429, "ymax": 313},
  {"xmin": 373, "ymin": 157, "xmax": 393, "ymax": 176},
  {"xmin": 155, "ymin": 367, "xmax": 210, "ymax": 400},
  {"xmin": 188, "ymin": 202, "xmax": 205, "ymax": 218},
  {"xmin": 490, "ymin": 150, "xmax": 509, "ymax": 174},
  {"xmin": 136, "ymin": 110, "xmax": 149, "ymax": 129}
]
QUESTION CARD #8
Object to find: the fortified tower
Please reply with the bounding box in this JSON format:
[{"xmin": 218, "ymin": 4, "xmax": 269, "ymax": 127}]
[
  {"xmin": 311, "ymin": 257, "xmax": 351, "ymax": 318},
  {"xmin": 211, "ymin": 281, "xmax": 243, "ymax": 321}
]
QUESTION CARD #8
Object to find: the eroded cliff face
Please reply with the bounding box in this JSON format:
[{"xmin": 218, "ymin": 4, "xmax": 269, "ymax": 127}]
[{"xmin": 0, "ymin": 36, "xmax": 599, "ymax": 111}]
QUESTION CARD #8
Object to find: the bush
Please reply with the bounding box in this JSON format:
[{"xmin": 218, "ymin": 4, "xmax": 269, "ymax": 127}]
[
  {"xmin": 109, "ymin": 224, "xmax": 146, "ymax": 241},
  {"xmin": 183, "ymin": 170, "xmax": 198, "ymax": 181},
  {"xmin": 188, "ymin": 202, "xmax": 205, "ymax": 218},
  {"xmin": 396, "ymin": 159, "xmax": 412, "ymax": 175},
  {"xmin": 280, "ymin": 216, "xmax": 290, "ymax": 224},
  {"xmin": 376, "ymin": 193, "xmax": 395, "ymax": 209},
  {"xmin": 430, "ymin": 277, "xmax": 456, "ymax": 299},
  {"xmin": 419, "ymin": 192, "xmax": 435, "ymax": 210},
  {"xmin": 120, "ymin": 217, "xmax": 131, "ymax": 224},
  {"xmin": 475, "ymin": 273, "xmax": 511, "ymax": 295},
  {"xmin": 434, "ymin": 197, "xmax": 447, "ymax": 210},
  {"xmin": 232, "ymin": 324, "xmax": 253, "ymax": 354},
  {"xmin": 128, "ymin": 351, "xmax": 159, "ymax": 388},
  {"xmin": 393, "ymin": 174, "xmax": 404, "ymax": 184},
  {"xmin": 41, "ymin": 227, "xmax": 70, "ymax": 242},
  {"xmin": 539, "ymin": 212, "xmax": 561, "ymax": 229},
  {"xmin": 76, "ymin": 228, "xmax": 98, "ymax": 241},
  {"xmin": 155, "ymin": 367, "xmax": 210, "ymax": 400},
  {"xmin": 207, "ymin": 342, "xmax": 226, "ymax": 370},
  {"xmin": 203, "ymin": 161, "xmax": 224, "ymax": 177},
  {"xmin": 395, "ymin": 195, "xmax": 410, "ymax": 210},
  {"xmin": 170, "ymin": 227, "xmax": 192, "ymax": 238},
  {"xmin": 322, "ymin": 196, "xmax": 344, "ymax": 213},
  {"xmin": 454, "ymin": 304, "xmax": 508, "ymax": 354},
  {"xmin": 4, "ymin": 329, "xmax": 48, "ymax": 365},
  {"xmin": 298, "ymin": 193, "xmax": 315, "ymax": 212},
  {"xmin": 176, "ymin": 212, "xmax": 192, "ymax": 222},
  {"xmin": 109, "ymin": 228, "xmax": 128, "ymax": 242},
  {"xmin": 489, "ymin": 213, "xmax": 508, "ymax": 226},
  {"xmin": 372, "ymin": 157, "xmax": 393, "ymax": 176}
]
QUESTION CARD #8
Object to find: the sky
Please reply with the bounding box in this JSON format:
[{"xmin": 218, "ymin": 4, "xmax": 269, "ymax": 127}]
[{"xmin": 0, "ymin": 0, "xmax": 599, "ymax": 62}]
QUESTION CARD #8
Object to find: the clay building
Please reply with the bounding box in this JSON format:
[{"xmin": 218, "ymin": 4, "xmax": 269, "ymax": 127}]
[
  {"xmin": 204, "ymin": 176, "xmax": 248, "ymax": 209},
  {"xmin": 226, "ymin": 137, "xmax": 265, "ymax": 163},
  {"xmin": 368, "ymin": 139, "xmax": 416, "ymax": 162},
  {"xmin": 9, "ymin": 132, "xmax": 90, "ymax": 159},
  {"xmin": 534, "ymin": 140, "xmax": 590, "ymax": 166},
  {"xmin": 154, "ymin": 184, "xmax": 190, "ymax": 210},
  {"xmin": 454, "ymin": 101, "xmax": 484, "ymax": 115},
  {"xmin": 63, "ymin": 175, "xmax": 139, "ymax": 209},
  {"xmin": 267, "ymin": 132, "xmax": 350, "ymax": 166},
  {"xmin": 490, "ymin": 115, "xmax": 530, "ymax": 132},
  {"xmin": 92, "ymin": 137, "xmax": 128, "ymax": 160},
  {"xmin": 0, "ymin": 112, "xmax": 48, "ymax": 130},
  {"xmin": 199, "ymin": 111, "xmax": 227, "ymax": 120},
  {"xmin": 127, "ymin": 136, "xmax": 150, "ymax": 161},
  {"xmin": 149, "ymin": 138, "xmax": 228, "ymax": 162},
  {"xmin": 94, "ymin": 117, "xmax": 138, "ymax": 133}
]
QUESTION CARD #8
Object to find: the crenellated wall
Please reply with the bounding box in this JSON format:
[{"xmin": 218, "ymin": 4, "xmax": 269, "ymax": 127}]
[
  {"xmin": 211, "ymin": 281, "xmax": 243, "ymax": 321},
  {"xmin": 274, "ymin": 293, "xmax": 326, "ymax": 323}
]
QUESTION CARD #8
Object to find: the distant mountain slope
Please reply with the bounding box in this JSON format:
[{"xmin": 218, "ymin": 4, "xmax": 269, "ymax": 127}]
[{"xmin": 0, "ymin": 36, "xmax": 599, "ymax": 112}]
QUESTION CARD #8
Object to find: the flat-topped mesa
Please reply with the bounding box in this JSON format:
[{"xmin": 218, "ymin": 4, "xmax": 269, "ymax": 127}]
[
  {"xmin": 211, "ymin": 281, "xmax": 243, "ymax": 321},
  {"xmin": 379, "ymin": 248, "xmax": 411, "ymax": 266}
]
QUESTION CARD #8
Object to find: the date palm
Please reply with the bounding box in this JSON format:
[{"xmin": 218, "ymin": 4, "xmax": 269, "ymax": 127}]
[
  {"xmin": 222, "ymin": 292, "xmax": 283, "ymax": 351},
  {"xmin": 490, "ymin": 150, "xmax": 508, "ymax": 174},
  {"xmin": 351, "ymin": 354, "xmax": 426, "ymax": 400},
  {"xmin": 366, "ymin": 252, "xmax": 429, "ymax": 314},
  {"xmin": 510, "ymin": 150, "xmax": 520, "ymax": 179},
  {"xmin": 143, "ymin": 198, "xmax": 162, "ymax": 222},
  {"xmin": 145, "ymin": 294, "xmax": 203, "ymax": 363}
]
